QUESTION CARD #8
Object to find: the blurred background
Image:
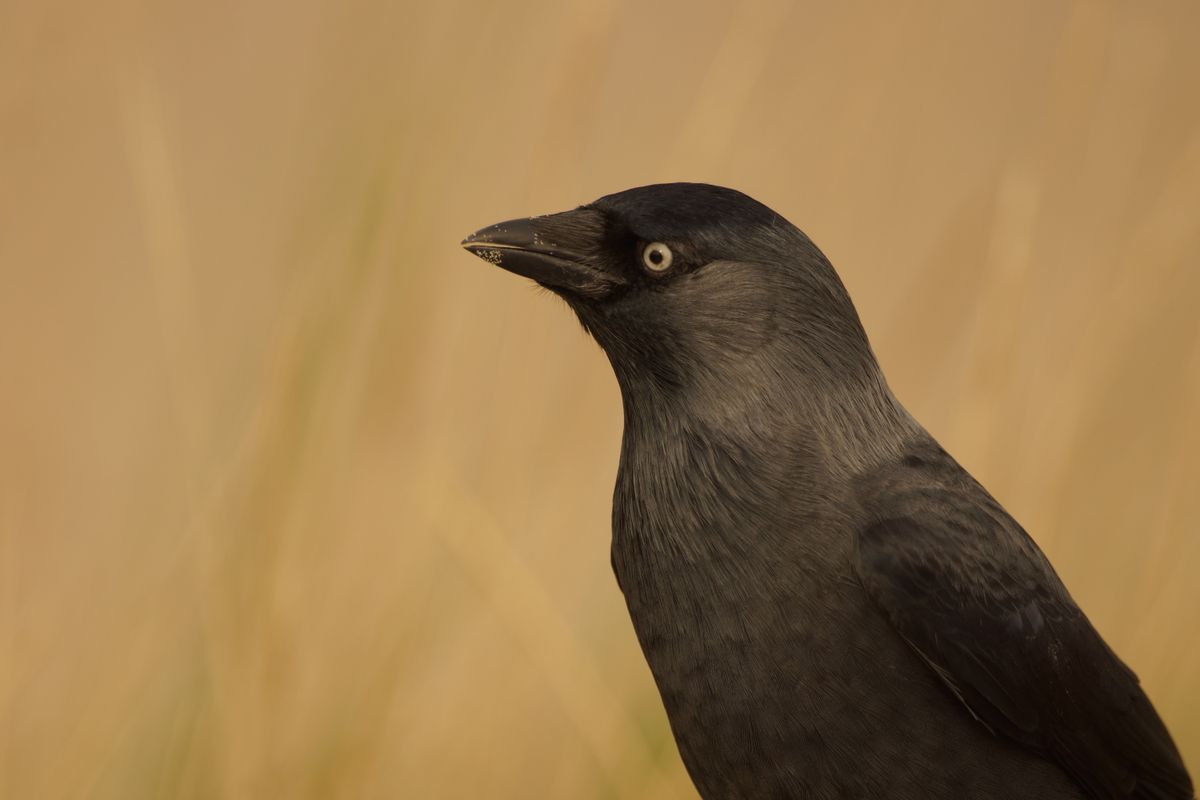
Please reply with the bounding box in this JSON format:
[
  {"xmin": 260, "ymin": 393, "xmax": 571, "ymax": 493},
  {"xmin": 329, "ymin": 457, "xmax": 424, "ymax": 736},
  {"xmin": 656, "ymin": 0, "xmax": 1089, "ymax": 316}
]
[{"xmin": 2, "ymin": 0, "xmax": 1198, "ymax": 797}]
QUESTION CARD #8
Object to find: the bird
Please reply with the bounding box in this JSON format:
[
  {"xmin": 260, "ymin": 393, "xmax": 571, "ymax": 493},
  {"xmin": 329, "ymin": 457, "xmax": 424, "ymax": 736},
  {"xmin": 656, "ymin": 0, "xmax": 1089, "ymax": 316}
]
[{"xmin": 461, "ymin": 183, "xmax": 1194, "ymax": 799}]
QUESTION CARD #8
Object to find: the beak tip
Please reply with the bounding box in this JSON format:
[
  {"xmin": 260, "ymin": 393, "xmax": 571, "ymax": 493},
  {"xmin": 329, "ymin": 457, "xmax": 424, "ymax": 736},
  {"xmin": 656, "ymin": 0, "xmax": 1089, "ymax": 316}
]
[{"xmin": 461, "ymin": 219, "xmax": 534, "ymax": 260}]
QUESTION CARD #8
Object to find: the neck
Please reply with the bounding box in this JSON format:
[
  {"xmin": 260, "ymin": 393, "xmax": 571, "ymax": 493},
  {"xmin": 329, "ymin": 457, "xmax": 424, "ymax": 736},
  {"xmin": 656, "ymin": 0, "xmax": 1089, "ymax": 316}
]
[
  {"xmin": 595, "ymin": 274, "xmax": 918, "ymax": 480},
  {"xmin": 615, "ymin": 353, "xmax": 914, "ymax": 476}
]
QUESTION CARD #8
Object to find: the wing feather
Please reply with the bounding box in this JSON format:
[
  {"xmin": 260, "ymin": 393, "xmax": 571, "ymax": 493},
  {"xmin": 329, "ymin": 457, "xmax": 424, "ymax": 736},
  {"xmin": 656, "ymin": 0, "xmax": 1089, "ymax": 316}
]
[{"xmin": 856, "ymin": 452, "xmax": 1193, "ymax": 800}]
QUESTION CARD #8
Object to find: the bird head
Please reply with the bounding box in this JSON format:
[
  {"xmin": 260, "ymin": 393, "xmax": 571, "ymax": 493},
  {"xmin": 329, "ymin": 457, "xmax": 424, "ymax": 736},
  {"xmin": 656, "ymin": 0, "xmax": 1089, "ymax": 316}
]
[{"xmin": 463, "ymin": 183, "xmax": 878, "ymax": 410}]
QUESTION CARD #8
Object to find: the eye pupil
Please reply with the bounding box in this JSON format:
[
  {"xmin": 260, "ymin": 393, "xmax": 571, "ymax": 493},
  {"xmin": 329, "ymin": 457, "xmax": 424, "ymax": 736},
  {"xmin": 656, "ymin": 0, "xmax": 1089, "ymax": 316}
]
[{"xmin": 649, "ymin": 250, "xmax": 663, "ymax": 264}]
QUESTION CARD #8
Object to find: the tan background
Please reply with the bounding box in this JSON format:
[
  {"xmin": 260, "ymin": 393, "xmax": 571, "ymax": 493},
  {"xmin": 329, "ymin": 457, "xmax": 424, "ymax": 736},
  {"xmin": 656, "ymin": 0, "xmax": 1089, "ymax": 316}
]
[{"xmin": 2, "ymin": 1, "xmax": 1198, "ymax": 797}]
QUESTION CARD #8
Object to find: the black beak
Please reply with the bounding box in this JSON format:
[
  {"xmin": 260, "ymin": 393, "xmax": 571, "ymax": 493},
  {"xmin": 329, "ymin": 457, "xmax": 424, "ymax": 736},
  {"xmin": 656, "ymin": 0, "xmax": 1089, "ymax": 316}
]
[{"xmin": 461, "ymin": 207, "xmax": 620, "ymax": 298}]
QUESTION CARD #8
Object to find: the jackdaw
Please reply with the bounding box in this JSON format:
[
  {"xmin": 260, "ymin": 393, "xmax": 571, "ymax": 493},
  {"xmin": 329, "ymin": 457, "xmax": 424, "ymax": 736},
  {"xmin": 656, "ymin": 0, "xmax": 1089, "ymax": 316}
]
[{"xmin": 462, "ymin": 183, "xmax": 1193, "ymax": 799}]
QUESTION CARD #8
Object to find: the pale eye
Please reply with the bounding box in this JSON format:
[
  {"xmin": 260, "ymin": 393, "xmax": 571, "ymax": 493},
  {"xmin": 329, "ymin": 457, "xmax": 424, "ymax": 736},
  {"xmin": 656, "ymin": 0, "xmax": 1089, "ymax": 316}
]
[{"xmin": 642, "ymin": 242, "xmax": 674, "ymax": 272}]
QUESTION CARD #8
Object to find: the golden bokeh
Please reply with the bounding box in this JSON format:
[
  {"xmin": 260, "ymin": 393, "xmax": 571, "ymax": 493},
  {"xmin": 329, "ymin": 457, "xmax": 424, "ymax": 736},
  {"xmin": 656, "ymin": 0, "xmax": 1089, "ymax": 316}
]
[{"xmin": 1, "ymin": 1, "xmax": 1197, "ymax": 797}]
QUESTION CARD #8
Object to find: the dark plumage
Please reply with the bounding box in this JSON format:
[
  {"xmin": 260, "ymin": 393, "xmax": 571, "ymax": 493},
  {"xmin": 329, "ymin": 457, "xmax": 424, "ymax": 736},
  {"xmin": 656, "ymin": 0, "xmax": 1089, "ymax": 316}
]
[{"xmin": 462, "ymin": 183, "xmax": 1194, "ymax": 799}]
